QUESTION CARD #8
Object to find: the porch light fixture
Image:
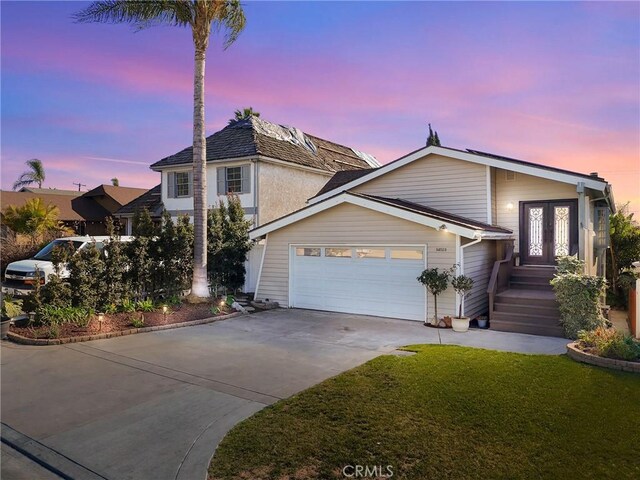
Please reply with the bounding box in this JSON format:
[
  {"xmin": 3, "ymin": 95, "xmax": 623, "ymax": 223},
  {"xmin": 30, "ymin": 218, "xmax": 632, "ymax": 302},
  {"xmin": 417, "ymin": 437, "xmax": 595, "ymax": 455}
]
[
  {"xmin": 506, "ymin": 202, "xmax": 514, "ymax": 211},
  {"xmin": 439, "ymin": 224, "xmax": 448, "ymax": 232}
]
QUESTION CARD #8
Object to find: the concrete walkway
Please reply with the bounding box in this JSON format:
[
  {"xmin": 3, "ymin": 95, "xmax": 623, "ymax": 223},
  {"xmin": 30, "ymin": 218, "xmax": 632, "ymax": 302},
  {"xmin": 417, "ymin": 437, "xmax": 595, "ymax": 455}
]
[{"xmin": 1, "ymin": 309, "xmax": 567, "ymax": 480}]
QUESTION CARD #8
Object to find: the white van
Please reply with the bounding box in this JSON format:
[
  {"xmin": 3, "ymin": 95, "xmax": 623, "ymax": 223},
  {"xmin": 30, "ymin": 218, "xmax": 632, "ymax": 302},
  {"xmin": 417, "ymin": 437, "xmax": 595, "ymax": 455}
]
[{"xmin": 2, "ymin": 236, "xmax": 133, "ymax": 296}]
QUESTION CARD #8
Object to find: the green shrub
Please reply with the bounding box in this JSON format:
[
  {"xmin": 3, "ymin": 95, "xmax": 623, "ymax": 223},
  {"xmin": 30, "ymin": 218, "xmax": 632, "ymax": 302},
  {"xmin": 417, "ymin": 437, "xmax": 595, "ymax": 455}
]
[
  {"xmin": 2, "ymin": 295, "xmax": 23, "ymax": 319},
  {"xmin": 556, "ymin": 255, "xmax": 584, "ymax": 274},
  {"xmin": 68, "ymin": 242, "xmax": 105, "ymax": 310},
  {"xmin": 578, "ymin": 327, "xmax": 640, "ymax": 362},
  {"xmin": 104, "ymin": 303, "xmax": 118, "ymax": 314},
  {"xmin": 551, "ymin": 257, "xmax": 607, "ymax": 339},
  {"xmin": 207, "ymin": 196, "xmax": 252, "ymax": 294},
  {"xmin": 103, "ymin": 218, "xmax": 131, "ymax": 306},
  {"xmin": 36, "ymin": 305, "xmax": 92, "ymax": 327},
  {"xmin": 130, "ymin": 314, "xmax": 145, "ymax": 328},
  {"xmin": 119, "ymin": 298, "xmax": 136, "ymax": 313},
  {"xmin": 136, "ymin": 299, "xmax": 155, "ymax": 312}
]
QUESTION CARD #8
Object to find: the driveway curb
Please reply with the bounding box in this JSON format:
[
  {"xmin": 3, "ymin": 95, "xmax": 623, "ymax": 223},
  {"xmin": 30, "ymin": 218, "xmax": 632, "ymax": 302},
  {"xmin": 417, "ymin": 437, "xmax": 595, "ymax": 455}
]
[
  {"xmin": 7, "ymin": 312, "xmax": 243, "ymax": 346},
  {"xmin": 1, "ymin": 423, "xmax": 106, "ymax": 480}
]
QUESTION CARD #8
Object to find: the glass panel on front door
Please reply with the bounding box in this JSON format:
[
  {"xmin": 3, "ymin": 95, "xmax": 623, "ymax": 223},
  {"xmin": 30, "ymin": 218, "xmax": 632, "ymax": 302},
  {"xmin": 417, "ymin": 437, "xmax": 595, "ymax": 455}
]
[
  {"xmin": 554, "ymin": 206, "xmax": 570, "ymax": 256},
  {"xmin": 521, "ymin": 200, "xmax": 577, "ymax": 265},
  {"xmin": 528, "ymin": 207, "xmax": 544, "ymax": 256}
]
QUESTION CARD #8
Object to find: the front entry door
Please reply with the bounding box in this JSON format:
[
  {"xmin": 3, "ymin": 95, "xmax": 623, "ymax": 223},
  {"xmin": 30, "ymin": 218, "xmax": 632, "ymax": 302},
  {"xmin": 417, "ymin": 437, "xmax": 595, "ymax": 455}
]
[{"xmin": 520, "ymin": 200, "xmax": 578, "ymax": 265}]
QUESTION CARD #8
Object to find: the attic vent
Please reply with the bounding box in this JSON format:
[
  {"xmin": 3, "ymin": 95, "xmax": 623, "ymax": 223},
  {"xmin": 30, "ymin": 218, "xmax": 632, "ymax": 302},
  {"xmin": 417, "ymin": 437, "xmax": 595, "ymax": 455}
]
[{"xmin": 505, "ymin": 171, "xmax": 516, "ymax": 181}]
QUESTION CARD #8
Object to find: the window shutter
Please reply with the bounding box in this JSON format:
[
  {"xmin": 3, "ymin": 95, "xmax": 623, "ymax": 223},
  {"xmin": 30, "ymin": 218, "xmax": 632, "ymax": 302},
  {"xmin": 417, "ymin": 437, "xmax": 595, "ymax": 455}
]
[
  {"xmin": 187, "ymin": 171, "xmax": 193, "ymax": 197},
  {"xmin": 167, "ymin": 172, "xmax": 175, "ymax": 198},
  {"xmin": 241, "ymin": 164, "xmax": 251, "ymax": 194},
  {"xmin": 217, "ymin": 167, "xmax": 226, "ymax": 195}
]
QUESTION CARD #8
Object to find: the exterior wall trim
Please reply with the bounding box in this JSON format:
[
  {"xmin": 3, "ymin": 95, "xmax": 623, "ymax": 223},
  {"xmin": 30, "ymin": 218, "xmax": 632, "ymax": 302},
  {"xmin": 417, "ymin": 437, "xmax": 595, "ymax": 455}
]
[{"xmin": 254, "ymin": 236, "xmax": 268, "ymax": 299}]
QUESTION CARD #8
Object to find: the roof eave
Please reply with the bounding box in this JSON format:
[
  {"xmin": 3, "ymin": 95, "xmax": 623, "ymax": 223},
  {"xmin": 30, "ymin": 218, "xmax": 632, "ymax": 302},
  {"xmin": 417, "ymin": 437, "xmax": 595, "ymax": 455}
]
[
  {"xmin": 309, "ymin": 146, "xmax": 611, "ymax": 204},
  {"xmin": 249, "ymin": 192, "xmax": 485, "ymax": 241}
]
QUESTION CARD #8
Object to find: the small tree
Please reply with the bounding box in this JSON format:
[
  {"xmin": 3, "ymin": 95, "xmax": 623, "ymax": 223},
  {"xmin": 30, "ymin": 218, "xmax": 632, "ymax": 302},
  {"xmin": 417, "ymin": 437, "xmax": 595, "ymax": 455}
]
[
  {"xmin": 3, "ymin": 198, "xmax": 69, "ymax": 245},
  {"xmin": 451, "ymin": 275, "xmax": 474, "ymax": 319},
  {"xmin": 103, "ymin": 218, "xmax": 131, "ymax": 307},
  {"xmin": 228, "ymin": 107, "xmax": 260, "ymax": 125},
  {"xmin": 426, "ymin": 123, "xmax": 441, "ymax": 147},
  {"xmin": 132, "ymin": 207, "xmax": 157, "ymax": 238},
  {"xmin": 608, "ymin": 204, "xmax": 640, "ymax": 306},
  {"xmin": 417, "ymin": 267, "xmax": 452, "ymax": 326},
  {"xmin": 207, "ymin": 195, "xmax": 252, "ymax": 294},
  {"xmin": 40, "ymin": 244, "xmax": 72, "ymax": 308},
  {"xmin": 68, "ymin": 242, "xmax": 106, "ymax": 310}
]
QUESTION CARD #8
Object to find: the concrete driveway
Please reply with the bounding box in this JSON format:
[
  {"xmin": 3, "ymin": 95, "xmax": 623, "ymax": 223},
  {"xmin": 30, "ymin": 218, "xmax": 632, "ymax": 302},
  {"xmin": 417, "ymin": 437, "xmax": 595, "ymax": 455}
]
[{"xmin": 1, "ymin": 309, "xmax": 567, "ymax": 480}]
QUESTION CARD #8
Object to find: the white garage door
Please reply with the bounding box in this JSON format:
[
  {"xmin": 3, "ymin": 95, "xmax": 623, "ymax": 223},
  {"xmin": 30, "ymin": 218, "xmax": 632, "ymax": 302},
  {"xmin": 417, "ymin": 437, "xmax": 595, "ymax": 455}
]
[{"xmin": 290, "ymin": 245, "xmax": 427, "ymax": 321}]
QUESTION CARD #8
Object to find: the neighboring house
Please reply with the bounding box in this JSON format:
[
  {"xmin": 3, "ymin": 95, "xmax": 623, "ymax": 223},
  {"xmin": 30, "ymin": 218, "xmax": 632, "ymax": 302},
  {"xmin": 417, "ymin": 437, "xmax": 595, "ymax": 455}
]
[
  {"xmin": 250, "ymin": 145, "xmax": 614, "ymax": 337},
  {"xmin": 1, "ymin": 185, "xmax": 146, "ymax": 238},
  {"xmin": 146, "ymin": 116, "xmax": 379, "ymax": 292},
  {"xmin": 116, "ymin": 184, "xmax": 163, "ymax": 234}
]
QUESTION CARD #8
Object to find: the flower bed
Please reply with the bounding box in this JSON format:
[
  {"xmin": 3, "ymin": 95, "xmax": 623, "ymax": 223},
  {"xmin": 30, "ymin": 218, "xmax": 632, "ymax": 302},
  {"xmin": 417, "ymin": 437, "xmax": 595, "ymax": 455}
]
[
  {"xmin": 9, "ymin": 302, "xmax": 237, "ymax": 343},
  {"xmin": 567, "ymin": 342, "xmax": 640, "ymax": 373}
]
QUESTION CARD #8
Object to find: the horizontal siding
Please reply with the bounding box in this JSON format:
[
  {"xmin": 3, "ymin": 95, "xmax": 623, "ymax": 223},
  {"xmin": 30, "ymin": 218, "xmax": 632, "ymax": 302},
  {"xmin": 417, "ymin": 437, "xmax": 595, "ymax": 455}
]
[
  {"xmin": 462, "ymin": 240, "xmax": 496, "ymax": 319},
  {"xmin": 257, "ymin": 203, "xmax": 457, "ymax": 320},
  {"xmin": 353, "ymin": 154, "xmax": 488, "ymax": 222},
  {"xmin": 495, "ymin": 169, "xmax": 578, "ymax": 253}
]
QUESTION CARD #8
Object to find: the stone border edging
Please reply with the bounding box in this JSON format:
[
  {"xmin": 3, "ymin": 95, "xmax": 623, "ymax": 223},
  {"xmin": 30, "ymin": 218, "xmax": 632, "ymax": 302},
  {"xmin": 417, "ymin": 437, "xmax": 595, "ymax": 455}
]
[
  {"xmin": 566, "ymin": 342, "xmax": 640, "ymax": 373},
  {"xmin": 7, "ymin": 311, "xmax": 243, "ymax": 346}
]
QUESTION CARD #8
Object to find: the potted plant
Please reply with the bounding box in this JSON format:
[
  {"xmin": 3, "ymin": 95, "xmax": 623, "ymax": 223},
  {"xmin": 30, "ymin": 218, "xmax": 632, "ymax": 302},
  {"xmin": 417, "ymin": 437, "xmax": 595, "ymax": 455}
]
[
  {"xmin": 451, "ymin": 274, "xmax": 474, "ymax": 332},
  {"xmin": 417, "ymin": 268, "xmax": 452, "ymax": 326},
  {"xmin": 476, "ymin": 315, "xmax": 488, "ymax": 329}
]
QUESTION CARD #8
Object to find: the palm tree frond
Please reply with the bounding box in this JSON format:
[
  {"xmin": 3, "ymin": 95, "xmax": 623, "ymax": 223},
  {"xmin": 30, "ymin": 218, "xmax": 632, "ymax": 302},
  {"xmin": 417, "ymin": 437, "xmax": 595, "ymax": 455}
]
[
  {"xmin": 218, "ymin": 0, "xmax": 246, "ymax": 49},
  {"xmin": 73, "ymin": 0, "xmax": 191, "ymax": 29}
]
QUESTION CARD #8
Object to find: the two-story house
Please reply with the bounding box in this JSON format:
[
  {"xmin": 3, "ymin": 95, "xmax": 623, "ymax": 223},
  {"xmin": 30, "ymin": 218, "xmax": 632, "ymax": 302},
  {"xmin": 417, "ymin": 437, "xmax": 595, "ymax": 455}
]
[
  {"xmin": 250, "ymin": 145, "xmax": 615, "ymax": 337},
  {"xmin": 120, "ymin": 116, "xmax": 379, "ymax": 292}
]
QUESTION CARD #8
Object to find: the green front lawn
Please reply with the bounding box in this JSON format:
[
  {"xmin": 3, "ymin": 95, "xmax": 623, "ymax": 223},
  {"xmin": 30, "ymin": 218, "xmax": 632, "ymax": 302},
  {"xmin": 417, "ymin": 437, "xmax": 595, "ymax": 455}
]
[{"xmin": 209, "ymin": 345, "xmax": 640, "ymax": 480}]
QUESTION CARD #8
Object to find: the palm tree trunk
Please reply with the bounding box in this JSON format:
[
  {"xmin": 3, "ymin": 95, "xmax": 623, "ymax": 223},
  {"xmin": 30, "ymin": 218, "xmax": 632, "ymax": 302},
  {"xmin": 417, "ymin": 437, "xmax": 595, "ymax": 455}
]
[{"xmin": 189, "ymin": 46, "xmax": 210, "ymax": 300}]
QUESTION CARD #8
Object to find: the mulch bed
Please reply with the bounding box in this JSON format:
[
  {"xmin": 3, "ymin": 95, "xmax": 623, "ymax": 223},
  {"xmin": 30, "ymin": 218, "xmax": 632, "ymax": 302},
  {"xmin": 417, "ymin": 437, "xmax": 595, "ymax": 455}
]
[{"xmin": 10, "ymin": 302, "xmax": 234, "ymax": 340}]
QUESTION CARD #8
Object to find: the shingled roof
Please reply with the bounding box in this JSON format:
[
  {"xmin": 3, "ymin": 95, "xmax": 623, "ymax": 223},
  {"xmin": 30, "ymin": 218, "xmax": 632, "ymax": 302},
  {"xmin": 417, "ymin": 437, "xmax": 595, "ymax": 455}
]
[
  {"xmin": 83, "ymin": 184, "xmax": 147, "ymax": 207},
  {"xmin": 150, "ymin": 116, "xmax": 379, "ymax": 173},
  {"xmin": 116, "ymin": 184, "xmax": 163, "ymax": 217},
  {"xmin": 0, "ymin": 190, "xmax": 108, "ymax": 222}
]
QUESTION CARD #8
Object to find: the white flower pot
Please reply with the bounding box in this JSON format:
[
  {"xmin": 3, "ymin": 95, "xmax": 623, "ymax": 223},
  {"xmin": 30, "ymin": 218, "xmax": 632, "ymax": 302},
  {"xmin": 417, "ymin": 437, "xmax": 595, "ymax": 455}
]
[{"xmin": 451, "ymin": 317, "xmax": 470, "ymax": 333}]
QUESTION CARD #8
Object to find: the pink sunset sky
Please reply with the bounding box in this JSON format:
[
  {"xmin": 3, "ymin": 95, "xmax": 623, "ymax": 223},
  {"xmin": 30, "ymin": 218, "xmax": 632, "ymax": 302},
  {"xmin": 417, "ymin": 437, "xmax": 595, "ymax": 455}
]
[{"xmin": 1, "ymin": 1, "xmax": 639, "ymax": 215}]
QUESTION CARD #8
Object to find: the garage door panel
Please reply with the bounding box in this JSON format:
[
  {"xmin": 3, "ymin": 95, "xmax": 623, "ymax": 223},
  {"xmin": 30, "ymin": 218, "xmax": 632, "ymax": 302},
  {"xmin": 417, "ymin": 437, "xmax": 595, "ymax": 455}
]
[{"xmin": 291, "ymin": 245, "xmax": 426, "ymax": 321}]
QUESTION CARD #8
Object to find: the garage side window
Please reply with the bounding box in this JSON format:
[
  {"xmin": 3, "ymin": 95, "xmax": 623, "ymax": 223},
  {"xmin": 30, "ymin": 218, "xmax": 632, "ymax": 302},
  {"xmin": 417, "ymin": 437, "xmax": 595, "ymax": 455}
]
[
  {"xmin": 296, "ymin": 247, "xmax": 321, "ymax": 257},
  {"xmin": 325, "ymin": 247, "xmax": 352, "ymax": 258},
  {"xmin": 390, "ymin": 248, "xmax": 423, "ymax": 260}
]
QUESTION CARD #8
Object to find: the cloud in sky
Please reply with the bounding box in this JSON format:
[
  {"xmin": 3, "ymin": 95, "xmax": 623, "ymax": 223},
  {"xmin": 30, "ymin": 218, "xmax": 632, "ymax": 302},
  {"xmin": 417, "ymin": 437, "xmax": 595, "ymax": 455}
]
[{"xmin": 1, "ymin": 1, "xmax": 638, "ymax": 214}]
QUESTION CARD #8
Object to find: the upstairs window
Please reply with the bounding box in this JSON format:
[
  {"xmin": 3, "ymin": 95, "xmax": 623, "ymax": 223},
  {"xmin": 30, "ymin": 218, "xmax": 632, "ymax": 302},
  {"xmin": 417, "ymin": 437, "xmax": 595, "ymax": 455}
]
[
  {"xmin": 217, "ymin": 165, "xmax": 250, "ymax": 195},
  {"xmin": 167, "ymin": 171, "xmax": 192, "ymax": 198}
]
